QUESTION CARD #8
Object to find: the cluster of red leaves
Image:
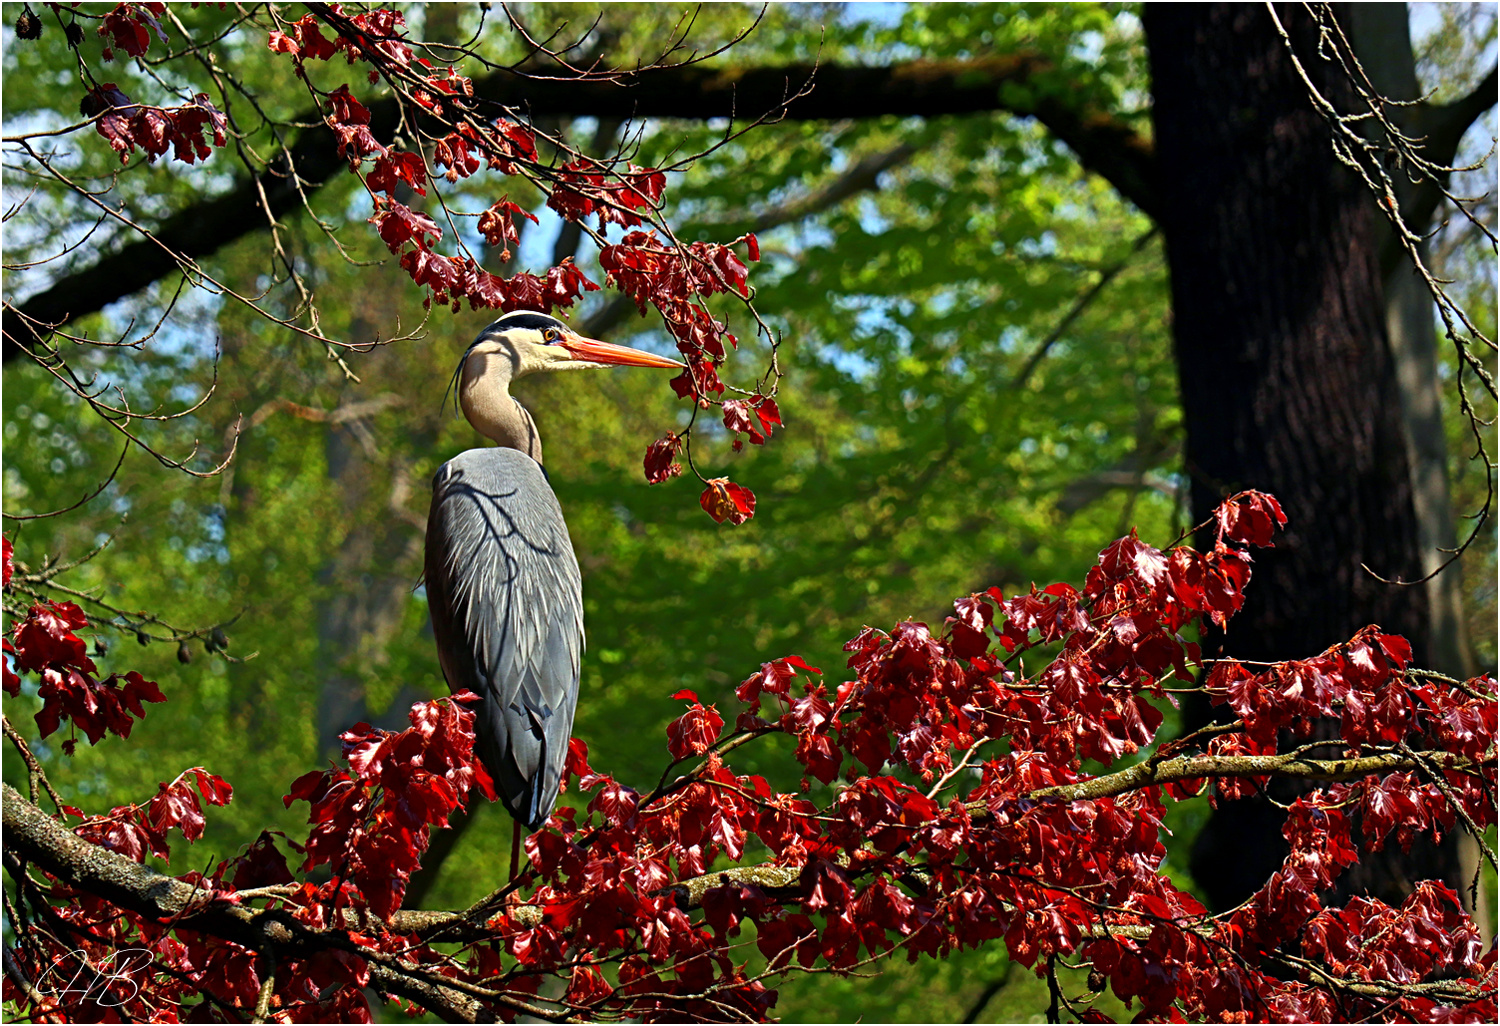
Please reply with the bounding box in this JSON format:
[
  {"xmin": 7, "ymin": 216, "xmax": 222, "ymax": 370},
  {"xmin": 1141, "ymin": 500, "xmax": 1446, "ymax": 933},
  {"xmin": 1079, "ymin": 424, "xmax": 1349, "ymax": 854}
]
[
  {"xmin": 97, "ymin": 1, "xmax": 167, "ymax": 62},
  {"xmin": 5, "ymin": 767, "xmax": 258, "ymax": 1024},
  {"xmin": 80, "ymin": 83, "xmax": 227, "ymax": 165},
  {"xmin": 599, "ymin": 231, "xmax": 754, "ymax": 353},
  {"xmin": 14, "ymin": 801, "xmax": 369, "ymax": 1022},
  {"xmin": 1206, "ymin": 628, "xmax": 1432, "ymax": 752},
  {"xmin": 722, "ymin": 395, "xmax": 782, "ymax": 450},
  {"xmin": 493, "ymin": 735, "xmax": 788, "ymax": 1021},
  {"xmin": 69, "ymin": 766, "xmax": 233, "ymax": 865},
  {"xmin": 272, "ymin": 11, "xmax": 598, "ymax": 319},
  {"xmin": 643, "ymin": 432, "xmax": 685, "ymax": 484},
  {"xmin": 4, "ymin": 693, "xmax": 493, "ymax": 1023},
  {"xmin": 1, "ymin": 539, "xmax": 263, "ymax": 1017},
  {"xmin": 548, "ymin": 160, "xmax": 668, "ymax": 229},
  {"xmin": 359, "ymin": 133, "xmax": 605, "ymax": 315},
  {"xmin": 69, "ymin": 6, "xmax": 227, "ymax": 165},
  {"xmin": 598, "ymin": 231, "xmax": 764, "ymax": 520},
  {"xmin": 1300, "ymin": 882, "xmax": 1483, "ymax": 1003},
  {"xmin": 436, "ymin": 491, "xmax": 1489, "ymax": 1023},
  {"xmin": 699, "ymin": 477, "xmax": 757, "ymax": 525},
  {"xmin": 789, "ymin": 495, "xmax": 1286, "ymax": 785},
  {"xmin": 282, "ymin": 693, "xmax": 496, "ymax": 921},
  {"xmin": 268, "ymin": 5, "xmax": 413, "ymax": 81},
  {"xmin": 476, "ymin": 197, "xmax": 538, "ymax": 262},
  {"xmin": 269, "ymin": 8, "xmax": 624, "ymax": 323},
  {"xmin": 3, "ymin": 592, "xmax": 166, "ymax": 752}
]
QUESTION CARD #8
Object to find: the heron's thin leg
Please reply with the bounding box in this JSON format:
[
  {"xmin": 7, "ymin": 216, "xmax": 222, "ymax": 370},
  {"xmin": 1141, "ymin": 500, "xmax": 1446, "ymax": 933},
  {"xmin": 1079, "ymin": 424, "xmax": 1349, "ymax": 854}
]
[{"xmin": 509, "ymin": 819, "xmax": 522, "ymax": 883}]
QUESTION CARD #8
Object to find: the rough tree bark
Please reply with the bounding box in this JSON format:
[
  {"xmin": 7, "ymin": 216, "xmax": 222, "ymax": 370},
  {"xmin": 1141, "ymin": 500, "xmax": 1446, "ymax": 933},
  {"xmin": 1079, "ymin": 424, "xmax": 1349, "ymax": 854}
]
[{"xmin": 1144, "ymin": 3, "xmax": 1469, "ymax": 912}]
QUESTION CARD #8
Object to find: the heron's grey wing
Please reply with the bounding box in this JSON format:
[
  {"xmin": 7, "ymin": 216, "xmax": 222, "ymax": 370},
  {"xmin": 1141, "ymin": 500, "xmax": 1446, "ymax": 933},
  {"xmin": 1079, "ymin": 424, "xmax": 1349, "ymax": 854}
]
[{"xmin": 425, "ymin": 448, "xmax": 583, "ymax": 829}]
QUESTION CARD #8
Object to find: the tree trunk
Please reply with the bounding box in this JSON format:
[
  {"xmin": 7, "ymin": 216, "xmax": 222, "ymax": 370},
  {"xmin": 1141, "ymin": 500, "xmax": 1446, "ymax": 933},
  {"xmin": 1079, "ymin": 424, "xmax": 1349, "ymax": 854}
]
[{"xmin": 1144, "ymin": 3, "xmax": 1460, "ymax": 912}]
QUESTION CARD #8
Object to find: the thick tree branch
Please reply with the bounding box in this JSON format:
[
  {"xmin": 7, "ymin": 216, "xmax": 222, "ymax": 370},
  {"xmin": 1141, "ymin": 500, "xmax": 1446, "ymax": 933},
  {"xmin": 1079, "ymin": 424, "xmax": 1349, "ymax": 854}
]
[
  {"xmin": 1425, "ymin": 63, "xmax": 1497, "ymax": 166},
  {"xmin": 494, "ymin": 57, "xmax": 1158, "ymax": 217},
  {"xmin": 0, "ymin": 783, "xmax": 487, "ymax": 1023},
  {"xmin": 572, "ymin": 141, "xmax": 925, "ymax": 340},
  {"xmin": 740, "ymin": 142, "xmax": 919, "ymax": 233},
  {"xmin": 2, "ymin": 98, "xmax": 392, "ymax": 363},
  {"xmin": 1055, "ymin": 461, "xmax": 1178, "ymax": 516},
  {"xmin": 4, "ymin": 55, "xmax": 1156, "ymax": 363}
]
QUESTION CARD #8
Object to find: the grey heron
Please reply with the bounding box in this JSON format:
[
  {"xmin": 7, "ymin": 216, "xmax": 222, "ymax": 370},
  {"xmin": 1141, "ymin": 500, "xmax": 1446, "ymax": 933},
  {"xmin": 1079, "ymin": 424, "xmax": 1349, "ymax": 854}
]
[{"xmin": 424, "ymin": 310, "xmax": 681, "ymax": 866}]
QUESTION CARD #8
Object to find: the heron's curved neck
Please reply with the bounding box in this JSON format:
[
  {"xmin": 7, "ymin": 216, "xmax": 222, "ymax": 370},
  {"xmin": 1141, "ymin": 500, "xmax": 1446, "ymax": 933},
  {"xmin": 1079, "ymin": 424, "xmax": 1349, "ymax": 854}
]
[{"xmin": 459, "ymin": 351, "xmax": 544, "ymax": 465}]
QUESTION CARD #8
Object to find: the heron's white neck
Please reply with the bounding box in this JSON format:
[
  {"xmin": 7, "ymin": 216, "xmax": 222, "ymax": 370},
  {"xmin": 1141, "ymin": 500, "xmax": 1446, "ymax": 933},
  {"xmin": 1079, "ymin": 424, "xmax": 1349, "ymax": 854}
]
[{"xmin": 459, "ymin": 349, "xmax": 545, "ymax": 464}]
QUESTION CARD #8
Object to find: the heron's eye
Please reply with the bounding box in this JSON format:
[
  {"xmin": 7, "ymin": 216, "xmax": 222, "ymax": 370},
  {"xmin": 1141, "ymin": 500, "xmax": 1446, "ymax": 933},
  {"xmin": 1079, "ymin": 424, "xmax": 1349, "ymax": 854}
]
[{"xmin": 543, "ymin": 328, "xmax": 561, "ymax": 344}]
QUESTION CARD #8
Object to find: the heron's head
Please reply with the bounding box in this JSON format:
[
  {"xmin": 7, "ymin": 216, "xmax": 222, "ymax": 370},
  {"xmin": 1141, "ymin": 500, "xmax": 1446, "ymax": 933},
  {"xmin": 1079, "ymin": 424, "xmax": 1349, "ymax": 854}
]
[{"xmin": 447, "ymin": 311, "xmax": 681, "ymax": 412}]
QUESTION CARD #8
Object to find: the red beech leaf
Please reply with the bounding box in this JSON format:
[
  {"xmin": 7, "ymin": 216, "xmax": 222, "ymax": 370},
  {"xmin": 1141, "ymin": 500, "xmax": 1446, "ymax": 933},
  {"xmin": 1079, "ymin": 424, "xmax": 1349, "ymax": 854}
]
[
  {"xmin": 643, "ymin": 433, "xmax": 683, "ymax": 484},
  {"xmin": 191, "ymin": 767, "xmax": 234, "ymax": 807},
  {"xmin": 700, "ymin": 478, "xmax": 756, "ymax": 525},
  {"xmin": 147, "ymin": 781, "xmax": 205, "ymax": 843},
  {"xmin": 667, "ymin": 697, "xmax": 723, "ymax": 760},
  {"xmin": 1216, "ymin": 490, "xmax": 1287, "ymax": 547}
]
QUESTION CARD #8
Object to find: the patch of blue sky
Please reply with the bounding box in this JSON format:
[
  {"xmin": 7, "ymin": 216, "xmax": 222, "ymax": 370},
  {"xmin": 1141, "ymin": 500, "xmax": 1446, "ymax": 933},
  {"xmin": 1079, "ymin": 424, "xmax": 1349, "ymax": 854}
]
[
  {"xmin": 998, "ymin": 325, "xmax": 1027, "ymax": 354},
  {"xmin": 185, "ymin": 515, "xmax": 231, "ymax": 565},
  {"xmin": 98, "ymin": 284, "xmax": 224, "ymax": 363},
  {"xmin": 2, "ymin": 104, "xmax": 83, "ymax": 144},
  {"xmin": 809, "ymin": 295, "xmax": 910, "ymax": 382},
  {"xmin": 926, "ymin": 290, "xmax": 957, "ymax": 318},
  {"xmin": 1016, "ymin": 231, "xmax": 1060, "ymax": 259},
  {"xmin": 818, "ymin": 344, "xmax": 880, "ymax": 383},
  {"xmin": 838, "ymin": 2, "xmax": 919, "ymax": 62},
  {"xmin": 856, "ymin": 193, "xmax": 891, "ymax": 235},
  {"xmin": 841, "ymin": 3, "xmax": 906, "ymax": 30},
  {"xmin": 504, "ymin": 197, "xmax": 556, "ymax": 271},
  {"xmin": 1, "ymin": 213, "xmax": 120, "ymax": 302},
  {"xmin": 344, "ymin": 182, "xmax": 375, "ymax": 223},
  {"xmin": 1410, "ymin": 5, "xmax": 1499, "ymax": 309},
  {"xmin": 1410, "ymin": 4, "xmax": 1497, "ymax": 69}
]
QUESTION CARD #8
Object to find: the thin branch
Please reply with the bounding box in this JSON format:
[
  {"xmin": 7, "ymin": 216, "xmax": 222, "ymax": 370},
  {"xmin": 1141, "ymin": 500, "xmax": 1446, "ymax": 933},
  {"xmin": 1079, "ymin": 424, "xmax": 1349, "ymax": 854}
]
[
  {"xmin": 3, "ymin": 717, "xmax": 66, "ymax": 814},
  {"xmin": 722, "ymin": 141, "xmax": 920, "ymax": 234},
  {"xmin": 2, "ymin": 438, "xmax": 130, "ymax": 522}
]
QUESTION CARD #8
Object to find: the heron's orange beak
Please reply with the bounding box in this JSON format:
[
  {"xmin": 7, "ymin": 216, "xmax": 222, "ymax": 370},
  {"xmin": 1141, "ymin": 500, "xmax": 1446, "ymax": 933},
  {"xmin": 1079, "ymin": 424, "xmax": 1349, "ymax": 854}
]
[{"xmin": 560, "ymin": 332, "xmax": 683, "ymax": 369}]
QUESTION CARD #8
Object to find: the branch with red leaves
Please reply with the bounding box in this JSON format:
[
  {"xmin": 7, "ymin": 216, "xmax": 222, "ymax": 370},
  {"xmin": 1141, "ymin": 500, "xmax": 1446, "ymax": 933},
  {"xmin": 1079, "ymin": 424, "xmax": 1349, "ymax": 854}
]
[
  {"xmin": 267, "ymin": 3, "xmax": 779, "ymax": 515},
  {"xmin": 1, "ymin": 40, "xmax": 1157, "ymax": 369},
  {"xmin": 4, "ymin": 493, "xmax": 1496, "ymax": 1023},
  {"xmin": 5, "ymin": 3, "xmax": 793, "ymax": 520}
]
